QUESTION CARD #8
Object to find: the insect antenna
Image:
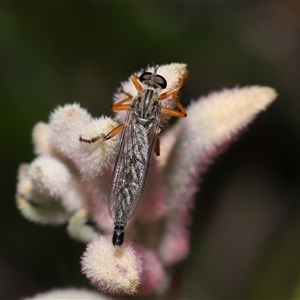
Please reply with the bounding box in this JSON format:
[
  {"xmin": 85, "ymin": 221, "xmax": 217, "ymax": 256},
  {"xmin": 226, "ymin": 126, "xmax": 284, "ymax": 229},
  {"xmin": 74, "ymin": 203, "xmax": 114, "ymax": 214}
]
[{"xmin": 147, "ymin": 58, "xmax": 160, "ymax": 74}]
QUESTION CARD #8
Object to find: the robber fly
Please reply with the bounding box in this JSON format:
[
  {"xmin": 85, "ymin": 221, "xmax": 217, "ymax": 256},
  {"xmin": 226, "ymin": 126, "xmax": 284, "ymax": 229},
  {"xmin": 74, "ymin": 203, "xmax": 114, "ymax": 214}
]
[{"xmin": 80, "ymin": 64, "xmax": 187, "ymax": 247}]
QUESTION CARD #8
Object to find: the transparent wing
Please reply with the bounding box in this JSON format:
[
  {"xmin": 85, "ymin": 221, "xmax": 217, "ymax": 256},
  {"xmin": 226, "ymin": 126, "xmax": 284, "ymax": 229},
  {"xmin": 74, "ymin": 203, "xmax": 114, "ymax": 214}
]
[{"xmin": 108, "ymin": 108, "xmax": 160, "ymax": 225}]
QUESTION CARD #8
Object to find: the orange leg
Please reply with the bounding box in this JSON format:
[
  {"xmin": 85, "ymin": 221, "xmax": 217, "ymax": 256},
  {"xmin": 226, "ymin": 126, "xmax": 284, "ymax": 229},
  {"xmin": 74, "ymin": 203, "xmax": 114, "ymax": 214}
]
[
  {"xmin": 103, "ymin": 124, "xmax": 124, "ymax": 140},
  {"xmin": 131, "ymin": 74, "xmax": 144, "ymax": 92},
  {"xmin": 112, "ymin": 104, "xmax": 131, "ymax": 111},
  {"xmin": 111, "ymin": 74, "xmax": 143, "ymax": 112},
  {"xmin": 103, "ymin": 75, "xmax": 142, "ymax": 139},
  {"xmin": 160, "ymin": 74, "xmax": 187, "ymax": 118},
  {"xmin": 112, "ymin": 93, "xmax": 133, "ymax": 111},
  {"xmin": 80, "ymin": 73, "xmax": 143, "ymax": 144},
  {"xmin": 79, "ymin": 124, "xmax": 124, "ymax": 143},
  {"xmin": 161, "ymin": 107, "xmax": 186, "ymax": 118}
]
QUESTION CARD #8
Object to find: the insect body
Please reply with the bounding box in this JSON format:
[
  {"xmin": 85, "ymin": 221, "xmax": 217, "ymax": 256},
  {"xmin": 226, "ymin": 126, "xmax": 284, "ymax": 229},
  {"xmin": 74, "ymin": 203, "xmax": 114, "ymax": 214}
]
[{"xmin": 80, "ymin": 65, "xmax": 187, "ymax": 247}]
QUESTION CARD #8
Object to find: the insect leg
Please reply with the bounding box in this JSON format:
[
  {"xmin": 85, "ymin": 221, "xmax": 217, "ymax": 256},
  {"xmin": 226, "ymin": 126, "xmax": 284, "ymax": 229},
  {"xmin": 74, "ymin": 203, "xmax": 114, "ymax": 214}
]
[
  {"xmin": 160, "ymin": 94, "xmax": 187, "ymax": 117},
  {"xmin": 131, "ymin": 74, "xmax": 144, "ymax": 92},
  {"xmin": 111, "ymin": 73, "xmax": 143, "ymax": 111},
  {"xmin": 103, "ymin": 123, "xmax": 124, "ymax": 140},
  {"xmin": 112, "ymin": 104, "xmax": 131, "ymax": 111},
  {"xmin": 79, "ymin": 134, "xmax": 105, "ymax": 144},
  {"xmin": 160, "ymin": 77, "xmax": 186, "ymax": 118},
  {"xmin": 79, "ymin": 124, "xmax": 124, "ymax": 143},
  {"xmin": 155, "ymin": 134, "xmax": 160, "ymax": 156},
  {"xmin": 113, "ymin": 75, "xmax": 143, "ymax": 104},
  {"xmin": 160, "ymin": 75, "xmax": 187, "ymax": 118},
  {"xmin": 112, "ymin": 92, "xmax": 133, "ymax": 111}
]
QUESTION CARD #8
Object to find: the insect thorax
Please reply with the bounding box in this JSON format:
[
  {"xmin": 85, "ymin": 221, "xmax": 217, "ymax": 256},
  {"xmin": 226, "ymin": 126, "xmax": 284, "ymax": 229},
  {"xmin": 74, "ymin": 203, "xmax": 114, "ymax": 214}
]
[{"xmin": 134, "ymin": 87, "xmax": 161, "ymax": 122}]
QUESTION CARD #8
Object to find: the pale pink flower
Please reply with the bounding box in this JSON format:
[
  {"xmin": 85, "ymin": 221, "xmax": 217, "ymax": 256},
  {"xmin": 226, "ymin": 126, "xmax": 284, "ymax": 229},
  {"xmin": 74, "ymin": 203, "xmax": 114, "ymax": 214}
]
[
  {"xmin": 24, "ymin": 288, "xmax": 112, "ymax": 300},
  {"xmin": 16, "ymin": 63, "xmax": 277, "ymax": 297},
  {"xmin": 81, "ymin": 235, "xmax": 142, "ymax": 295}
]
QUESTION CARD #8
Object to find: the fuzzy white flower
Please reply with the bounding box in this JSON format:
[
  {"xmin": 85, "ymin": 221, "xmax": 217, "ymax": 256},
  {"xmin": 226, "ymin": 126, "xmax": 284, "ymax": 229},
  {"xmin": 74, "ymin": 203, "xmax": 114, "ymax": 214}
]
[
  {"xmin": 28, "ymin": 155, "xmax": 71, "ymax": 199},
  {"xmin": 24, "ymin": 288, "xmax": 111, "ymax": 300},
  {"xmin": 16, "ymin": 164, "xmax": 71, "ymax": 225},
  {"xmin": 32, "ymin": 122, "xmax": 58, "ymax": 157},
  {"xmin": 158, "ymin": 86, "xmax": 277, "ymax": 265},
  {"xmin": 81, "ymin": 235, "xmax": 142, "ymax": 295},
  {"xmin": 16, "ymin": 63, "xmax": 277, "ymax": 298}
]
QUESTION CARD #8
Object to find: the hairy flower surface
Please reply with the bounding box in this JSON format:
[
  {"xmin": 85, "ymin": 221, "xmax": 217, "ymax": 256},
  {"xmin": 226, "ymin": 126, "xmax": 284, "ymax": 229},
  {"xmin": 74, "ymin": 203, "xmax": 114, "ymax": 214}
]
[
  {"xmin": 158, "ymin": 86, "xmax": 277, "ymax": 265},
  {"xmin": 16, "ymin": 63, "xmax": 277, "ymax": 297},
  {"xmin": 81, "ymin": 235, "xmax": 142, "ymax": 295},
  {"xmin": 24, "ymin": 288, "xmax": 112, "ymax": 300}
]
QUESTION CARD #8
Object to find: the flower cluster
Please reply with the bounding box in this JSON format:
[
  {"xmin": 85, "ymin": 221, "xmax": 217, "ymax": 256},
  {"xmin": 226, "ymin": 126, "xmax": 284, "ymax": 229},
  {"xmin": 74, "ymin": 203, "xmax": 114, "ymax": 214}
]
[{"xmin": 16, "ymin": 63, "xmax": 277, "ymax": 298}]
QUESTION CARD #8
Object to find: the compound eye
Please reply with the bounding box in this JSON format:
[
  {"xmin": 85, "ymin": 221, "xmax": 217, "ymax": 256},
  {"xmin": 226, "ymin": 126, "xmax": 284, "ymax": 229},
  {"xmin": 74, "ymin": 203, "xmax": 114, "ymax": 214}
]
[
  {"xmin": 139, "ymin": 72, "xmax": 152, "ymax": 83},
  {"xmin": 154, "ymin": 75, "xmax": 167, "ymax": 89}
]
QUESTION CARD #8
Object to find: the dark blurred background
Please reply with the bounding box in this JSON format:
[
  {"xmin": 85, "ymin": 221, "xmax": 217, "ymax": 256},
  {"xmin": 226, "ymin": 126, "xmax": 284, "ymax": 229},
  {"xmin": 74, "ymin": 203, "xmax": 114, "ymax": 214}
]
[{"xmin": 1, "ymin": 2, "xmax": 300, "ymax": 299}]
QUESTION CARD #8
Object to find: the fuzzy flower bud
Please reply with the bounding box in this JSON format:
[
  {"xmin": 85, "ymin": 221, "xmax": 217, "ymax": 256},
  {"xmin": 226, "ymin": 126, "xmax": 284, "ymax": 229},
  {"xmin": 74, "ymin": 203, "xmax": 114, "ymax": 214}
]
[
  {"xmin": 135, "ymin": 246, "xmax": 166, "ymax": 297},
  {"xmin": 28, "ymin": 155, "xmax": 71, "ymax": 199},
  {"xmin": 16, "ymin": 194, "xmax": 71, "ymax": 226},
  {"xmin": 16, "ymin": 164, "xmax": 35, "ymax": 200},
  {"xmin": 16, "ymin": 163, "xmax": 70, "ymax": 225},
  {"xmin": 81, "ymin": 235, "xmax": 142, "ymax": 295},
  {"xmin": 67, "ymin": 209, "xmax": 99, "ymax": 243},
  {"xmin": 77, "ymin": 117, "xmax": 118, "ymax": 179},
  {"xmin": 49, "ymin": 104, "xmax": 118, "ymax": 178},
  {"xmin": 49, "ymin": 103, "xmax": 92, "ymax": 158},
  {"xmin": 32, "ymin": 122, "xmax": 59, "ymax": 157},
  {"xmin": 24, "ymin": 288, "xmax": 112, "ymax": 300},
  {"xmin": 159, "ymin": 86, "xmax": 277, "ymax": 265}
]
